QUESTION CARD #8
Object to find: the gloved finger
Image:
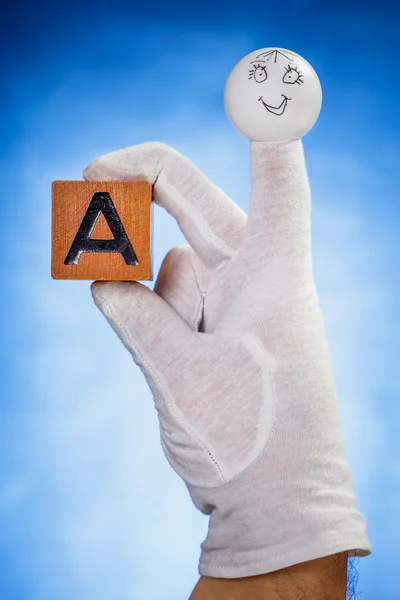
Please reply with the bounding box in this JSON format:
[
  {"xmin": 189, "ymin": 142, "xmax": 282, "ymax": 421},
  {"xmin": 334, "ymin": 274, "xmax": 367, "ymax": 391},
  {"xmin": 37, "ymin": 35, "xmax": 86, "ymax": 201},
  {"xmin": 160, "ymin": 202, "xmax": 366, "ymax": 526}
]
[
  {"xmin": 83, "ymin": 142, "xmax": 247, "ymax": 270},
  {"xmin": 242, "ymin": 140, "xmax": 312, "ymax": 278},
  {"xmin": 154, "ymin": 244, "xmax": 210, "ymax": 332},
  {"xmin": 91, "ymin": 279, "xmax": 199, "ymax": 398}
]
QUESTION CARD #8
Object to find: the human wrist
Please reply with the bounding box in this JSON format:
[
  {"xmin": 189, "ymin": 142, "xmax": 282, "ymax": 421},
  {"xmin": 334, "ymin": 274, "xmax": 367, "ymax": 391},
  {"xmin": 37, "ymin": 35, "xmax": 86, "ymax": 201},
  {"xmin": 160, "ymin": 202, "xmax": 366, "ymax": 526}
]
[{"xmin": 189, "ymin": 553, "xmax": 348, "ymax": 600}]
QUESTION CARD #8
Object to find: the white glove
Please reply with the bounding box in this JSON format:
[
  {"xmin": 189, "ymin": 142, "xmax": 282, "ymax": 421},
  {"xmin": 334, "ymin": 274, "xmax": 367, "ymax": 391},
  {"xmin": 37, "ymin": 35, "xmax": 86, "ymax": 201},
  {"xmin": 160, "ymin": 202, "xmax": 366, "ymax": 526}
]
[{"xmin": 83, "ymin": 140, "xmax": 372, "ymax": 578}]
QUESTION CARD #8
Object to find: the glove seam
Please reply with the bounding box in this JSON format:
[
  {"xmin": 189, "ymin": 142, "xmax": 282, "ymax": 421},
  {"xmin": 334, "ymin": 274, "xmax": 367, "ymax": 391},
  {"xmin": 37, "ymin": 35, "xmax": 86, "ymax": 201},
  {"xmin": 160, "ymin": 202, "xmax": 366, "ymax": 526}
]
[
  {"xmin": 186, "ymin": 248, "xmax": 209, "ymax": 297},
  {"xmin": 186, "ymin": 251, "xmax": 207, "ymax": 330},
  {"xmin": 188, "ymin": 332, "xmax": 278, "ymax": 491}
]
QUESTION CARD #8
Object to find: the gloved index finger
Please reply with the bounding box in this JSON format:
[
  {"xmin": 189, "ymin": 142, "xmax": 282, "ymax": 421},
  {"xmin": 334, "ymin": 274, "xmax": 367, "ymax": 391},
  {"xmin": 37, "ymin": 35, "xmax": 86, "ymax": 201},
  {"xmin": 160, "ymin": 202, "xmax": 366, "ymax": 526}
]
[{"xmin": 84, "ymin": 142, "xmax": 247, "ymax": 271}]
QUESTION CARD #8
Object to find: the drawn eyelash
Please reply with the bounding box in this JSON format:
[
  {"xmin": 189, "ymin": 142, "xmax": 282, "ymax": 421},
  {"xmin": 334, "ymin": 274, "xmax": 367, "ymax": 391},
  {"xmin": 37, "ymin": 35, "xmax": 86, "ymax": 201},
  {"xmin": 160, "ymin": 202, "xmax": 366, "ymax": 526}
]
[
  {"xmin": 249, "ymin": 63, "xmax": 268, "ymax": 83},
  {"xmin": 248, "ymin": 63, "xmax": 266, "ymax": 79},
  {"xmin": 283, "ymin": 63, "xmax": 304, "ymax": 85}
]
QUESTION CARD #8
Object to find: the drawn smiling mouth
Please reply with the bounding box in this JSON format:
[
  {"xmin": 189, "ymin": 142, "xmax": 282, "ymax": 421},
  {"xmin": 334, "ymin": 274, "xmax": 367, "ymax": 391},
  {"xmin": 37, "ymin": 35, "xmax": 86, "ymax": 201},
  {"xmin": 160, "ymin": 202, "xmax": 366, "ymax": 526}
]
[{"xmin": 259, "ymin": 94, "xmax": 291, "ymax": 115}]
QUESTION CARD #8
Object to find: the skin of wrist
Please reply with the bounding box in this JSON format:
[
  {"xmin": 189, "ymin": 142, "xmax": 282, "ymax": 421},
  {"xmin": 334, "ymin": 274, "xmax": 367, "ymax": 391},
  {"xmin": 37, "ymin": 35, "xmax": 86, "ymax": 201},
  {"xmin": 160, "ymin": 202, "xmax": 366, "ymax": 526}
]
[{"xmin": 189, "ymin": 552, "xmax": 348, "ymax": 600}]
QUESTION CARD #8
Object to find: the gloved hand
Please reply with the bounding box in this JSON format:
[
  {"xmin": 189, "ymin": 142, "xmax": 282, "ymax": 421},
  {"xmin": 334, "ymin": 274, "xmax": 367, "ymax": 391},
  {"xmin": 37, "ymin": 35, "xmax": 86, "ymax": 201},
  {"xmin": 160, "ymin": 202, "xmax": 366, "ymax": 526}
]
[{"xmin": 83, "ymin": 140, "xmax": 372, "ymax": 578}]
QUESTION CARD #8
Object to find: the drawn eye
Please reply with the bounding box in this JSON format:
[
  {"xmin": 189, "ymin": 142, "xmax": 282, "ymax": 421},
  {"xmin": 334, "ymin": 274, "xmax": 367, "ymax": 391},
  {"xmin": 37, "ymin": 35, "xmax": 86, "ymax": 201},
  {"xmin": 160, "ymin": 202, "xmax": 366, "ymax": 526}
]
[
  {"xmin": 282, "ymin": 64, "xmax": 304, "ymax": 85},
  {"xmin": 249, "ymin": 64, "xmax": 268, "ymax": 83}
]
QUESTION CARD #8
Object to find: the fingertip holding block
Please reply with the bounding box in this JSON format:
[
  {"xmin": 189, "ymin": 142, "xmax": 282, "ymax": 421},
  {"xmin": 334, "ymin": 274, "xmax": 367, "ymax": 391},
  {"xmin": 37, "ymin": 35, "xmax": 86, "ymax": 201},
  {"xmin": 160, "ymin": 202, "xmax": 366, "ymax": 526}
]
[{"xmin": 51, "ymin": 180, "xmax": 153, "ymax": 281}]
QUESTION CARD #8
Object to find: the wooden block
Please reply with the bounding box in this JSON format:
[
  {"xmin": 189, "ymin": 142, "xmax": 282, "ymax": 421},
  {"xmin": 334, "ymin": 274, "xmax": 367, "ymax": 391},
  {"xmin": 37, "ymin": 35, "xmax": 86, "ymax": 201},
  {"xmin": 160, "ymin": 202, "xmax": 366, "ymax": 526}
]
[{"xmin": 52, "ymin": 180, "xmax": 153, "ymax": 281}]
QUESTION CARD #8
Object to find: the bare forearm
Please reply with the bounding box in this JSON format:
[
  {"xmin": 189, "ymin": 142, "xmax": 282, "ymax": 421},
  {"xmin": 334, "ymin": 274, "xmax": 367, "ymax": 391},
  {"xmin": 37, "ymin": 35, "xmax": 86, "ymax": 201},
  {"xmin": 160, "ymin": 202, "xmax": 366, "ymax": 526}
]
[{"xmin": 189, "ymin": 553, "xmax": 348, "ymax": 600}]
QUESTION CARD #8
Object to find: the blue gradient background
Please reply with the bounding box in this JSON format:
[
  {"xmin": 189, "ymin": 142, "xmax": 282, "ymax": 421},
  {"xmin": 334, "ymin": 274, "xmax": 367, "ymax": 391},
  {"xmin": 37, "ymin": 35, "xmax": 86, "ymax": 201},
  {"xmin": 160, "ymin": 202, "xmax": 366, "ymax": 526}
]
[{"xmin": 1, "ymin": 1, "xmax": 398, "ymax": 599}]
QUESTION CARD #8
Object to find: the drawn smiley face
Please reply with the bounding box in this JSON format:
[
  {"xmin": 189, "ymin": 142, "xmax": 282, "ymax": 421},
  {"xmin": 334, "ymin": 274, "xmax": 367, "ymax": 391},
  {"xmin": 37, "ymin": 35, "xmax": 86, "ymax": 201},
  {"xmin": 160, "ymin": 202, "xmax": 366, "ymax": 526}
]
[{"xmin": 224, "ymin": 48, "xmax": 322, "ymax": 141}]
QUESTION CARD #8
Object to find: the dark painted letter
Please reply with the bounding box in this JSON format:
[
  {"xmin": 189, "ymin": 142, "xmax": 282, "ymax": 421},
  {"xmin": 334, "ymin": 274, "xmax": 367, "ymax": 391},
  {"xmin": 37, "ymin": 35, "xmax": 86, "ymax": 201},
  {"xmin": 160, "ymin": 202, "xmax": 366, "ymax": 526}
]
[{"xmin": 64, "ymin": 192, "xmax": 139, "ymax": 265}]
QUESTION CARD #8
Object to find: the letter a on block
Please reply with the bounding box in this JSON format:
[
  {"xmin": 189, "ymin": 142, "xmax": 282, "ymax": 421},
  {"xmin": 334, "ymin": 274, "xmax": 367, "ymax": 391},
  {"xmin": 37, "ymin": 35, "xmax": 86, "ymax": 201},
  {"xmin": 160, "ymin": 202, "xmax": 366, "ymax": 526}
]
[
  {"xmin": 51, "ymin": 180, "xmax": 153, "ymax": 281},
  {"xmin": 64, "ymin": 192, "xmax": 139, "ymax": 265}
]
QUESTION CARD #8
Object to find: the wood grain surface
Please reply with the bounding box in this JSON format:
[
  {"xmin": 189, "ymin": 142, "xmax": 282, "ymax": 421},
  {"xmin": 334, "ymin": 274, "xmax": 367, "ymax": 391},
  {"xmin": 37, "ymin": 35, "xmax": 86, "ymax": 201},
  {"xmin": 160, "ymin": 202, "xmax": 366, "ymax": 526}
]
[{"xmin": 52, "ymin": 180, "xmax": 153, "ymax": 280}]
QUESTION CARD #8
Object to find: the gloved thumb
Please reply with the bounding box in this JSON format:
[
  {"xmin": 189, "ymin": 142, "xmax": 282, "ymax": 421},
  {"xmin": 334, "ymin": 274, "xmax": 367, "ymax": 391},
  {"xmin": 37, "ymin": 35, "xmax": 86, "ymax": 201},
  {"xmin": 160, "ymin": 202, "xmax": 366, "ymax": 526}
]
[{"xmin": 91, "ymin": 280, "xmax": 198, "ymax": 392}]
